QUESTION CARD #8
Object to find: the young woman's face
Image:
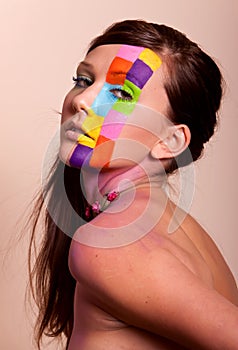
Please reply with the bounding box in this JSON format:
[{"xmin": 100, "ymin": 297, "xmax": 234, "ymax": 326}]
[{"xmin": 60, "ymin": 44, "xmax": 170, "ymax": 169}]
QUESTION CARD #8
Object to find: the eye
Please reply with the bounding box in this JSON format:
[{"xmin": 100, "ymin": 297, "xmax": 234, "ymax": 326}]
[
  {"xmin": 110, "ymin": 88, "xmax": 133, "ymax": 101},
  {"xmin": 72, "ymin": 75, "xmax": 93, "ymax": 88}
]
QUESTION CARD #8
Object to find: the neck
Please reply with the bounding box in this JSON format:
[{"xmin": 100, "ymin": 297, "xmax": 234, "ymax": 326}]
[{"xmin": 81, "ymin": 163, "xmax": 167, "ymax": 207}]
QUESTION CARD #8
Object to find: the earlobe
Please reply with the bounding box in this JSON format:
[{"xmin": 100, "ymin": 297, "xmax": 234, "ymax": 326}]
[{"xmin": 150, "ymin": 124, "xmax": 191, "ymax": 159}]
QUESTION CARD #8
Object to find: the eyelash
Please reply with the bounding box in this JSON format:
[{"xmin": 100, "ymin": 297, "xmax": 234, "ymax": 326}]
[
  {"xmin": 110, "ymin": 88, "xmax": 133, "ymax": 101},
  {"xmin": 72, "ymin": 76, "xmax": 133, "ymax": 102},
  {"xmin": 72, "ymin": 75, "xmax": 93, "ymax": 88}
]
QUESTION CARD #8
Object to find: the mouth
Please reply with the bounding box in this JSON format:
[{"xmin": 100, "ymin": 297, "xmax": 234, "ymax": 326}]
[{"xmin": 65, "ymin": 124, "xmax": 94, "ymax": 142}]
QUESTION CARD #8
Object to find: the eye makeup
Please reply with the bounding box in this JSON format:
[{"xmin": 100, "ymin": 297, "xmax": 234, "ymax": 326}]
[{"xmin": 72, "ymin": 75, "xmax": 93, "ymax": 88}]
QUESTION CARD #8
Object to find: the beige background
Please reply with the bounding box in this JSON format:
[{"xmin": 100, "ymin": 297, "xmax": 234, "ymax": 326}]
[{"xmin": 0, "ymin": 0, "xmax": 237, "ymax": 348}]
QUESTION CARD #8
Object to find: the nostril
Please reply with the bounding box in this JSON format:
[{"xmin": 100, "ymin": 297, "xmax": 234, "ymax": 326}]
[
  {"xmin": 80, "ymin": 106, "xmax": 89, "ymax": 116},
  {"xmin": 72, "ymin": 100, "xmax": 89, "ymax": 116}
]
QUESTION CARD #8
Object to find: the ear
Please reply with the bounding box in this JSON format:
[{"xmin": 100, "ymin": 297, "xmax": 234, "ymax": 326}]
[{"xmin": 150, "ymin": 124, "xmax": 191, "ymax": 159}]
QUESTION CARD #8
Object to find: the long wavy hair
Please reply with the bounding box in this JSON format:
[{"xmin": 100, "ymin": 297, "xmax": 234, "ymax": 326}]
[{"xmin": 28, "ymin": 19, "xmax": 223, "ymax": 349}]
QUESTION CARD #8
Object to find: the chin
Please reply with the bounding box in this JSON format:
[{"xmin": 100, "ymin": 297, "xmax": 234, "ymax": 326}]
[{"xmin": 58, "ymin": 144, "xmax": 74, "ymax": 166}]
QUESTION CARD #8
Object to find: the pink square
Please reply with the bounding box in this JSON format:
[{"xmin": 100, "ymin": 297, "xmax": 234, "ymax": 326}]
[
  {"xmin": 100, "ymin": 109, "xmax": 127, "ymax": 140},
  {"xmin": 117, "ymin": 45, "xmax": 144, "ymax": 63}
]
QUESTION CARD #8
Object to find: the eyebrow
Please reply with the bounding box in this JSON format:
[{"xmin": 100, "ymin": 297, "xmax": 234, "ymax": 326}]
[
  {"xmin": 78, "ymin": 61, "xmax": 93, "ymax": 68},
  {"xmin": 76, "ymin": 61, "xmax": 94, "ymax": 73}
]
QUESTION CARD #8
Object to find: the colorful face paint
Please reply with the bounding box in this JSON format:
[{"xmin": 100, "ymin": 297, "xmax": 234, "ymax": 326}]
[{"xmin": 69, "ymin": 45, "xmax": 162, "ymax": 168}]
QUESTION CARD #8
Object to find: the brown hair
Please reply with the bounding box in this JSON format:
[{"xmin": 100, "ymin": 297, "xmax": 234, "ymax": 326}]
[
  {"xmin": 88, "ymin": 20, "xmax": 224, "ymax": 172},
  {"xmin": 28, "ymin": 19, "xmax": 224, "ymax": 349}
]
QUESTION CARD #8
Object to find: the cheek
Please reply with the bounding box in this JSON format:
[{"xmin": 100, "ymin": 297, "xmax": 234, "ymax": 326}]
[
  {"xmin": 117, "ymin": 124, "xmax": 158, "ymax": 149},
  {"xmin": 61, "ymin": 90, "xmax": 76, "ymax": 123}
]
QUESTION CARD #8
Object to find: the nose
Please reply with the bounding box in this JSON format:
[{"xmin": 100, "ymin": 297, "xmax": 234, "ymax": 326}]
[
  {"xmin": 71, "ymin": 84, "xmax": 101, "ymax": 115},
  {"xmin": 72, "ymin": 95, "xmax": 90, "ymax": 115}
]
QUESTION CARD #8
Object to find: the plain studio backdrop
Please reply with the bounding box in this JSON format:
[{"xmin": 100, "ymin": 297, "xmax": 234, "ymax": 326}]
[{"xmin": 0, "ymin": 0, "xmax": 237, "ymax": 348}]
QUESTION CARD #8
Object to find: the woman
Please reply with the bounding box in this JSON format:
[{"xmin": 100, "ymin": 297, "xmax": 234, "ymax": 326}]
[{"xmin": 29, "ymin": 20, "xmax": 238, "ymax": 349}]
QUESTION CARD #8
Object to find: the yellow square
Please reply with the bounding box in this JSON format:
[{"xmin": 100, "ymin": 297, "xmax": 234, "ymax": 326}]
[
  {"xmin": 139, "ymin": 49, "xmax": 162, "ymax": 71},
  {"xmin": 82, "ymin": 113, "xmax": 104, "ymax": 141},
  {"xmin": 77, "ymin": 134, "xmax": 96, "ymax": 148}
]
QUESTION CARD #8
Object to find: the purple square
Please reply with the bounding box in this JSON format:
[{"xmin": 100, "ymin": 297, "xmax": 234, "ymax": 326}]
[
  {"xmin": 126, "ymin": 59, "xmax": 153, "ymax": 89},
  {"xmin": 69, "ymin": 144, "xmax": 92, "ymax": 167}
]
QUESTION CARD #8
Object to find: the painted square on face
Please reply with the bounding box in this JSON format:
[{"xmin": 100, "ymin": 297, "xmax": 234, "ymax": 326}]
[
  {"xmin": 117, "ymin": 45, "xmax": 144, "ymax": 62},
  {"xmin": 77, "ymin": 134, "xmax": 96, "ymax": 148},
  {"xmin": 106, "ymin": 57, "xmax": 133, "ymax": 85},
  {"xmin": 90, "ymin": 135, "xmax": 115, "ymax": 168},
  {"xmin": 123, "ymin": 79, "xmax": 141, "ymax": 102},
  {"xmin": 69, "ymin": 144, "xmax": 92, "ymax": 168},
  {"xmin": 139, "ymin": 48, "xmax": 162, "ymax": 71},
  {"xmin": 91, "ymin": 82, "xmax": 120, "ymax": 117},
  {"xmin": 112, "ymin": 79, "xmax": 142, "ymax": 116},
  {"xmin": 100, "ymin": 109, "xmax": 127, "ymax": 140},
  {"xmin": 126, "ymin": 59, "xmax": 153, "ymax": 89},
  {"xmin": 81, "ymin": 114, "xmax": 104, "ymax": 145},
  {"xmin": 112, "ymin": 100, "xmax": 136, "ymax": 116}
]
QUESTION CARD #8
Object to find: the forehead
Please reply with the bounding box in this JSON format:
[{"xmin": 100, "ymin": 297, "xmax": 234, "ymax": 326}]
[{"xmin": 80, "ymin": 44, "xmax": 162, "ymax": 77}]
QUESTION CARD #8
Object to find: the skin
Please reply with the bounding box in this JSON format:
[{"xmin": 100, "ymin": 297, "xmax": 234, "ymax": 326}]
[
  {"xmin": 60, "ymin": 45, "xmax": 238, "ymax": 349},
  {"xmin": 60, "ymin": 44, "xmax": 166, "ymax": 170}
]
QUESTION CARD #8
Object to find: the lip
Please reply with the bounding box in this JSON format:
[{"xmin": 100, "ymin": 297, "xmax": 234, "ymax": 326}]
[{"xmin": 64, "ymin": 121, "xmax": 94, "ymax": 142}]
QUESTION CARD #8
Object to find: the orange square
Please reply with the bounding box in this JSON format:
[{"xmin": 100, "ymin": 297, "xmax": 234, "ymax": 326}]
[
  {"xmin": 106, "ymin": 57, "xmax": 133, "ymax": 85},
  {"xmin": 96, "ymin": 134, "xmax": 111, "ymax": 145},
  {"xmin": 90, "ymin": 135, "xmax": 115, "ymax": 168}
]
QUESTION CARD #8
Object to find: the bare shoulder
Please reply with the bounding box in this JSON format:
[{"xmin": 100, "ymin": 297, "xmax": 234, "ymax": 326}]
[
  {"xmin": 177, "ymin": 206, "xmax": 238, "ymax": 304},
  {"xmin": 69, "ymin": 222, "xmax": 238, "ymax": 349},
  {"xmin": 70, "ymin": 201, "xmax": 238, "ymax": 306}
]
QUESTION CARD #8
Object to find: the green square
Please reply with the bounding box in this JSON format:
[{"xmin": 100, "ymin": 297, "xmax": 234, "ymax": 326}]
[
  {"xmin": 112, "ymin": 100, "xmax": 135, "ymax": 115},
  {"xmin": 112, "ymin": 79, "xmax": 142, "ymax": 116},
  {"xmin": 124, "ymin": 79, "xmax": 142, "ymax": 102}
]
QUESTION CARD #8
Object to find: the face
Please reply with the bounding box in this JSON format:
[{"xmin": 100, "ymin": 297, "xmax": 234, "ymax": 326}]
[{"xmin": 60, "ymin": 44, "xmax": 170, "ymax": 169}]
